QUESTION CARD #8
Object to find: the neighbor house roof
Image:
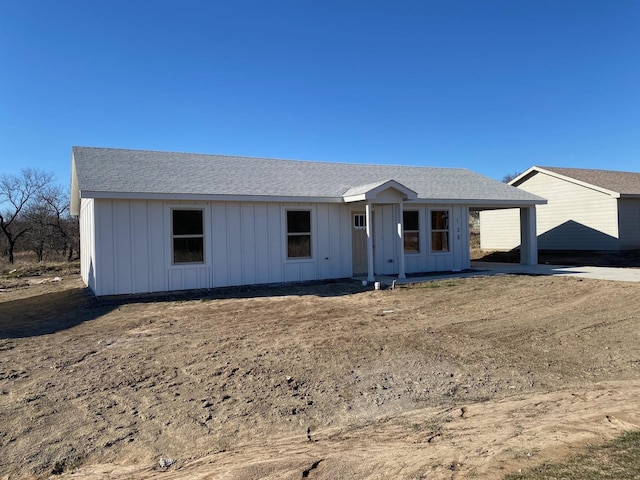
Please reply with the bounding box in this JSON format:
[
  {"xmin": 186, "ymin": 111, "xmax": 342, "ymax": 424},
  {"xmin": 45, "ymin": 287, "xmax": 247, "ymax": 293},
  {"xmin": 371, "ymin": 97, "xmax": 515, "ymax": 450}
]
[
  {"xmin": 512, "ymin": 166, "xmax": 640, "ymax": 198},
  {"xmin": 71, "ymin": 146, "xmax": 545, "ymax": 215}
]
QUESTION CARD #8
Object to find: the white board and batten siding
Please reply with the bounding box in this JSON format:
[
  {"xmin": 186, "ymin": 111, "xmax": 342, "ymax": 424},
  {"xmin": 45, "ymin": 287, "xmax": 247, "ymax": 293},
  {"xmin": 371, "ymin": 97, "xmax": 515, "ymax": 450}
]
[
  {"xmin": 84, "ymin": 198, "xmax": 168, "ymax": 296},
  {"xmin": 80, "ymin": 198, "xmax": 472, "ymax": 296},
  {"xmin": 374, "ymin": 204, "xmax": 470, "ymax": 275},
  {"xmin": 315, "ymin": 203, "xmax": 353, "ymax": 280},
  {"xmin": 81, "ymin": 198, "xmax": 353, "ymax": 296},
  {"xmin": 481, "ymin": 171, "xmax": 620, "ymax": 251}
]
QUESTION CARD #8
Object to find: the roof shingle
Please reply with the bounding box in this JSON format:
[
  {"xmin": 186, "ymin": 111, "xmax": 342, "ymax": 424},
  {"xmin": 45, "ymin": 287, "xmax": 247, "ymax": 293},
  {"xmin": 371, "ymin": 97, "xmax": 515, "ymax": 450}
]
[
  {"xmin": 534, "ymin": 166, "xmax": 640, "ymax": 196},
  {"xmin": 72, "ymin": 146, "xmax": 544, "ymax": 204}
]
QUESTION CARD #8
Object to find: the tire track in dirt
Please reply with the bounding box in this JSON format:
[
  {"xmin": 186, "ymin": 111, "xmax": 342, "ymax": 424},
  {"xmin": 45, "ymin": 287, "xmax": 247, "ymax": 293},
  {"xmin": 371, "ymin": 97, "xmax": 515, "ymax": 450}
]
[{"xmin": 65, "ymin": 381, "xmax": 640, "ymax": 480}]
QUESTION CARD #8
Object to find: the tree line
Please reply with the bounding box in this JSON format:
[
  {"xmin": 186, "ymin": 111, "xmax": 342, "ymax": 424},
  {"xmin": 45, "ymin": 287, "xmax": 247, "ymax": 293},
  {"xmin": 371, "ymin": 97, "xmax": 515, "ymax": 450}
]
[{"xmin": 0, "ymin": 168, "xmax": 79, "ymax": 264}]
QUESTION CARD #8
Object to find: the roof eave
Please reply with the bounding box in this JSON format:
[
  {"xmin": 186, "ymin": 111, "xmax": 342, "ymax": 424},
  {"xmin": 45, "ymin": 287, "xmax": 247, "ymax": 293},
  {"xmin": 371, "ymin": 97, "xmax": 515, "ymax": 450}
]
[
  {"xmin": 78, "ymin": 191, "xmax": 346, "ymax": 204},
  {"xmin": 508, "ymin": 166, "xmax": 539, "ymax": 186},
  {"xmin": 77, "ymin": 190, "xmax": 545, "ymax": 207},
  {"xmin": 468, "ymin": 199, "xmax": 547, "ymax": 208},
  {"xmin": 70, "ymin": 154, "xmax": 80, "ymax": 216}
]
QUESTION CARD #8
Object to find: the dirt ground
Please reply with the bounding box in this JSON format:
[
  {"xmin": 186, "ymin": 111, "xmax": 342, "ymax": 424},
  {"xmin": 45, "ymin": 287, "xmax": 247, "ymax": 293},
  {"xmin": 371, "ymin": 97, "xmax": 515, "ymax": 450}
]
[{"xmin": 1, "ymin": 271, "xmax": 639, "ymax": 479}]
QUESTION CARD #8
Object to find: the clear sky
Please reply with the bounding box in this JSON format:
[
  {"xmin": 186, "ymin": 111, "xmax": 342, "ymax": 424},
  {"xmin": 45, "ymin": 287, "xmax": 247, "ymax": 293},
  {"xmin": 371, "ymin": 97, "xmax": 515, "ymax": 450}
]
[{"xmin": 1, "ymin": 0, "xmax": 639, "ymax": 189}]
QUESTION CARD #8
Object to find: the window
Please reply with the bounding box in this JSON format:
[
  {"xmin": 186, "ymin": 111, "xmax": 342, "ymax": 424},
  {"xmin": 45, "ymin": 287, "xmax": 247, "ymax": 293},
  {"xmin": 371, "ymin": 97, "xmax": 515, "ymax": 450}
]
[
  {"xmin": 353, "ymin": 213, "xmax": 366, "ymax": 230},
  {"xmin": 172, "ymin": 210, "xmax": 204, "ymax": 263},
  {"xmin": 287, "ymin": 210, "xmax": 311, "ymax": 258},
  {"xmin": 403, "ymin": 210, "xmax": 420, "ymax": 253},
  {"xmin": 431, "ymin": 210, "xmax": 449, "ymax": 252}
]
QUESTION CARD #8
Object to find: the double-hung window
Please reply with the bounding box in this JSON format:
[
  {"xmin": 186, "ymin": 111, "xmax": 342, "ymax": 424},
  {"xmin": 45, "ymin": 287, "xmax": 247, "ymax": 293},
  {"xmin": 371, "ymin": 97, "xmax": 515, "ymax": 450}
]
[
  {"xmin": 431, "ymin": 210, "xmax": 449, "ymax": 252},
  {"xmin": 172, "ymin": 209, "xmax": 204, "ymax": 263},
  {"xmin": 403, "ymin": 210, "xmax": 420, "ymax": 253},
  {"xmin": 286, "ymin": 210, "xmax": 311, "ymax": 258}
]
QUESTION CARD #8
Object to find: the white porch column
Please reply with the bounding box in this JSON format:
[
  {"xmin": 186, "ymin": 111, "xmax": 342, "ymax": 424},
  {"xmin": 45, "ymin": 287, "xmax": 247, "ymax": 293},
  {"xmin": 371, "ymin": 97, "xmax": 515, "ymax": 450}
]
[
  {"xmin": 520, "ymin": 206, "xmax": 538, "ymax": 265},
  {"xmin": 366, "ymin": 201, "xmax": 375, "ymax": 282},
  {"xmin": 397, "ymin": 202, "xmax": 406, "ymax": 279}
]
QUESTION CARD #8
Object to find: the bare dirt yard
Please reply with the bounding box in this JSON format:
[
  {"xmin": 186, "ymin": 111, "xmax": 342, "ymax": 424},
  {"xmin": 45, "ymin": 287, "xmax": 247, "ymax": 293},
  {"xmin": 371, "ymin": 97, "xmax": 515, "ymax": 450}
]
[{"xmin": 1, "ymin": 271, "xmax": 639, "ymax": 479}]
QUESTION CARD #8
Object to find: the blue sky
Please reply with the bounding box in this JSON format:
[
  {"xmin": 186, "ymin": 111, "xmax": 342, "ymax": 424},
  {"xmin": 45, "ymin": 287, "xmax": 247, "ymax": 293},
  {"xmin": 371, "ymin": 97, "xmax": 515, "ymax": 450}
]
[{"xmin": 1, "ymin": 0, "xmax": 639, "ymax": 189}]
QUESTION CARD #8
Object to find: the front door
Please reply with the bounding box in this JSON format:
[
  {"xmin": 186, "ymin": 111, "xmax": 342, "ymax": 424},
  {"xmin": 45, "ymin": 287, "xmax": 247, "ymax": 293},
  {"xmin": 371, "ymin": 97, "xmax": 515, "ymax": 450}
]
[{"xmin": 352, "ymin": 212, "xmax": 369, "ymax": 275}]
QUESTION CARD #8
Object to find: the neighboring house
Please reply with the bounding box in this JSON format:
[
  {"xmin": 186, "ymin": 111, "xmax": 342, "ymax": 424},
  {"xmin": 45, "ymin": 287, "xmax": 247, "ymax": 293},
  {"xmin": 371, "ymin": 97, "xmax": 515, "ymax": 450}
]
[
  {"xmin": 70, "ymin": 147, "xmax": 545, "ymax": 296},
  {"xmin": 480, "ymin": 166, "xmax": 640, "ymax": 252}
]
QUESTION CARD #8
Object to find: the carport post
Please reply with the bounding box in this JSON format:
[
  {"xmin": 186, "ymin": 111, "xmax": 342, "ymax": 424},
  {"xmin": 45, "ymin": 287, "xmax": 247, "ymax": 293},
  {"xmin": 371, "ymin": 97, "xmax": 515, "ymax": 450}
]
[{"xmin": 520, "ymin": 206, "xmax": 538, "ymax": 265}]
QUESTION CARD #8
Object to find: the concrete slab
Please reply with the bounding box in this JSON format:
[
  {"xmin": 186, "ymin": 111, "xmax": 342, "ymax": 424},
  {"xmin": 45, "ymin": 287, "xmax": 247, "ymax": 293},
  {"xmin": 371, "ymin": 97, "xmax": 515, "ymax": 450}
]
[
  {"xmin": 471, "ymin": 261, "xmax": 640, "ymax": 282},
  {"xmin": 354, "ymin": 262, "xmax": 640, "ymax": 286}
]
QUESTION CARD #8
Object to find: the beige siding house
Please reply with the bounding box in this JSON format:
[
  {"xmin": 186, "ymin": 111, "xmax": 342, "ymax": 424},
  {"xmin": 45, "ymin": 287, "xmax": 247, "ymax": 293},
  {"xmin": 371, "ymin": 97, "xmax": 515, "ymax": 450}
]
[
  {"xmin": 480, "ymin": 166, "xmax": 640, "ymax": 252},
  {"xmin": 71, "ymin": 147, "xmax": 545, "ymax": 296}
]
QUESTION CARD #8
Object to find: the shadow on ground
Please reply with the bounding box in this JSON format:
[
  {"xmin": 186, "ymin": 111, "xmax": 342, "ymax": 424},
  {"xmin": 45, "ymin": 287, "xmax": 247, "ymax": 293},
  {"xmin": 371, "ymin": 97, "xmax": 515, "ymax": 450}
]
[
  {"xmin": 476, "ymin": 249, "xmax": 640, "ymax": 268},
  {"xmin": 0, "ymin": 287, "xmax": 111, "ymax": 339},
  {"xmin": 0, "ymin": 279, "xmax": 368, "ymax": 339}
]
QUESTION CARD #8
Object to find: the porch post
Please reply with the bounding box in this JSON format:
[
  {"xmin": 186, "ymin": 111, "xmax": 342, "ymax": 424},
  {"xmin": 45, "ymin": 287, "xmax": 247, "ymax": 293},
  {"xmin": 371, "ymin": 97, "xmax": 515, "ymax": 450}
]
[
  {"xmin": 366, "ymin": 201, "xmax": 375, "ymax": 282},
  {"xmin": 520, "ymin": 206, "xmax": 538, "ymax": 265},
  {"xmin": 397, "ymin": 202, "xmax": 406, "ymax": 279}
]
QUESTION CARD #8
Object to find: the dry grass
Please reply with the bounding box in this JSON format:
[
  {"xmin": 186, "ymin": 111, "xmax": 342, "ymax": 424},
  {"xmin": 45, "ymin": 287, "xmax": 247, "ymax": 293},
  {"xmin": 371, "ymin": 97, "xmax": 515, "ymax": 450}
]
[
  {"xmin": 0, "ymin": 251, "xmax": 79, "ymax": 277},
  {"xmin": 505, "ymin": 430, "xmax": 640, "ymax": 480}
]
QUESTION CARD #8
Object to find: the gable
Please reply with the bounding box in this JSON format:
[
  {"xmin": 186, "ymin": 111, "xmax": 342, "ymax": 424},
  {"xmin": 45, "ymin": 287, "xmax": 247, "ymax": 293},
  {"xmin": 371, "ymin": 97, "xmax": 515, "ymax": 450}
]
[
  {"xmin": 515, "ymin": 169, "xmax": 618, "ymax": 199},
  {"xmin": 513, "ymin": 166, "xmax": 640, "ymax": 198},
  {"xmin": 342, "ymin": 180, "xmax": 417, "ymax": 202}
]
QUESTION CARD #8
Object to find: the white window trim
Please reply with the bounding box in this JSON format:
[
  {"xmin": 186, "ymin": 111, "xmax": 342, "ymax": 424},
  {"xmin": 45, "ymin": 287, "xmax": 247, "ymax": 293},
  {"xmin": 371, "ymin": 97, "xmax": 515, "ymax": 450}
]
[
  {"xmin": 403, "ymin": 209, "xmax": 421, "ymax": 256},
  {"xmin": 170, "ymin": 207, "xmax": 206, "ymax": 265},
  {"xmin": 353, "ymin": 213, "xmax": 367, "ymax": 230},
  {"xmin": 283, "ymin": 206, "xmax": 315, "ymax": 262},
  {"xmin": 429, "ymin": 207, "xmax": 452, "ymax": 255}
]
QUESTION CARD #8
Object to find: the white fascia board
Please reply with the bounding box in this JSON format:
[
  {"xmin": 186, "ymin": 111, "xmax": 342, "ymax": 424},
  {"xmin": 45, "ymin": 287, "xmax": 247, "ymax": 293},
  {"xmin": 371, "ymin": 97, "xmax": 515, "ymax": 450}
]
[
  {"xmin": 456, "ymin": 198, "xmax": 547, "ymax": 207},
  {"xmin": 79, "ymin": 191, "xmax": 344, "ymax": 204},
  {"xmin": 468, "ymin": 199, "xmax": 548, "ymax": 209},
  {"xmin": 342, "ymin": 193, "xmax": 367, "ymax": 203},
  {"xmin": 70, "ymin": 155, "xmax": 80, "ymax": 216},
  {"xmin": 80, "ymin": 191, "xmax": 546, "ymax": 207},
  {"xmin": 508, "ymin": 166, "xmax": 539, "ymax": 185},
  {"xmin": 344, "ymin": 198, "xmax": 546, "ymax": 207},
  {"xmin": 516, "ymin": 166, "xmax": 620, "ymax": 198}
]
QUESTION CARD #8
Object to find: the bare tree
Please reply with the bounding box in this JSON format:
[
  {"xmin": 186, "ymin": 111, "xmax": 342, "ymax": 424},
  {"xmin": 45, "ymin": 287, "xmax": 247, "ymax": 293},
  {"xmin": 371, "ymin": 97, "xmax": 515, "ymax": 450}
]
[
  {"xmin": 20, "ymin": 184, "xmax": 78, "ymax": 262},
  {"xmin": 23, "ymin": 203, "xmax": 53, "ymax": 262},
  {"xmin": 502, "ymin": 172, "xmax": 521, "ymax": 184},
  {"xmin": 62, "ymin": 215, "xmax": 80, "ymax": 261},
  {"xmin": 39, "ymin": 185, "xmax": 78, "ymax": 261},
  {"xmin": 0, "ymin": 168, "xmax": 54, "ymax": 263}
]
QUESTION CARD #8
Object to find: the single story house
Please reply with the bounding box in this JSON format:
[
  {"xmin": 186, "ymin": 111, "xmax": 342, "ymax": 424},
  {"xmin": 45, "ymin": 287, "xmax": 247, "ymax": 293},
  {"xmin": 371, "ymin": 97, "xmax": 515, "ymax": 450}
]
[
  {"xmin": 70, "ymin": 147, "xmax": 545, "ymax": 296},
  {"xmin": 480, "ymin": 166, "xmax": 640, "ymax": 252}
]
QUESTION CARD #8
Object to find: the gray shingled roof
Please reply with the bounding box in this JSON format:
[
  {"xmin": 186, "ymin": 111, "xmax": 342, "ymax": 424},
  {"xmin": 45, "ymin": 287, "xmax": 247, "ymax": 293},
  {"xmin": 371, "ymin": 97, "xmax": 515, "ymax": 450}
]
[
  {"xmin": 534, "ymin": 166, "xmax": 640, "ymax": 196},
  {"xmin": 72, "ymin": 146, "xmax": 544, "ymax": 204},
  {"xmin": 343, "ymin": 180, "xmax": 397, "ymax": 197}
]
